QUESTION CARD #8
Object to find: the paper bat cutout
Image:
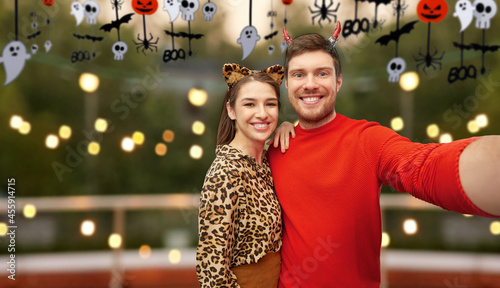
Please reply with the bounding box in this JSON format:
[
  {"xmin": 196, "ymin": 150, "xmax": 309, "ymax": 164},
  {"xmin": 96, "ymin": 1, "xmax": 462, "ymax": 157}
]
[
  {"xmin": 27, "ymin": 31, "xmax": 42, "ymax": 40},
  {"xmin": 264, "ymin": 31, "xmax": 278, "ymax": 40},
  {"xmin": 72, "ymin": 33, "xmax": 104, "ymax": 42},
  {"xmin": 164, "ymin": 30, "xmax": 204, "ymax": 40},
  {"xmin": 375, "ymin": 20, "xmax": 418, "ymax": 46},
  {"xmin": 100, "ymin": 13, "xmax": 134, "ymax": 32}
]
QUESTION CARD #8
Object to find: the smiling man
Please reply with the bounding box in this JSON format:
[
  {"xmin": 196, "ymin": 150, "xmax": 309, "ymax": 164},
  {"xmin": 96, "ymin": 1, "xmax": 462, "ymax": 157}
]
[{"xmin": 267, "ymin": 32, "xmax": 500, "ymax": 287}]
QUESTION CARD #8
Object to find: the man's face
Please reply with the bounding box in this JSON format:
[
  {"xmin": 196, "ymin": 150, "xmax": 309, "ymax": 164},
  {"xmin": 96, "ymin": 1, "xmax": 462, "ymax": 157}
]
[{"xmin": 285, "ymin": 50, "xmax": 342, "ymax": 129}]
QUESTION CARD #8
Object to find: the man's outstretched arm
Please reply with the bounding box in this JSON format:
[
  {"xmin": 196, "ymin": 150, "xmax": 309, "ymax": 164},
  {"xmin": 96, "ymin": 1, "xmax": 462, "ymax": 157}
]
[{"xmin": 459, "ymin": 136, "xmax": 500, "ymax": 216}]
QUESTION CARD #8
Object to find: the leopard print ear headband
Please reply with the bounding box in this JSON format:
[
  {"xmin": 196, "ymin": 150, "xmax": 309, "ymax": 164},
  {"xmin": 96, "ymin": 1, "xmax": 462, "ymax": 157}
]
[{"xmin": 222, "ymin": 63, "xmax": 285, "ymax": 89}]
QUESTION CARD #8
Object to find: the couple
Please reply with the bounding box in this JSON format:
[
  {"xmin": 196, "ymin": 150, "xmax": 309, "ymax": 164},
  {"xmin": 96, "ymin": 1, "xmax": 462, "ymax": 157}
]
[{"xmin": 196, "ymin": 27, "xmax": 500, "ymax": 288}]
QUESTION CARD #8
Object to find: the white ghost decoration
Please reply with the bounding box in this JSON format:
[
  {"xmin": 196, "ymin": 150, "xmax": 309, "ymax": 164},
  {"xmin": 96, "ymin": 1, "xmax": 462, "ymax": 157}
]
[
  {"xmin": 179, "ymin": 0, "xmax": 200, "ymax": 21},
  {"xmin": 237, "ymin": 26, "xmax": 261, "ymax": 60},
  {"xmin": 454, "ymin": 0, "xmax": 474, "ymax": 32},
  {"xmin": 202, "ymin": 2, "xmax": 217, "ymax": 21},
  {"xmin": 31, "ymin": 44, "xmax": 39, "ymax": 54},
  {"xmin": 83, "ymin": 0, "xmax": 100, "ymax": 25},
  {"xmin": 386, "ymin": 57, "xmax": 406, "ymax": 83},
  {"xmin": 473, "ymin": 0, "xmax": 497, "ymax": 29},
  {"xmin": 112, "ymin": 41, "xmax": 128, "ymax": 61},
  {"xmin": 163, "ymin": 0, "xmax": 180, "ymax": 23},
  {"xmin": 70, "ymin": 1, "xmax": 85, "ymax": 26},
  {"xmin": 280, "ymin": 41, "xmax": 288, "ymax": 53},
  {"xmin": 44, "ymin": 40, "xmax": 52, "ymax": 52},
  {"xmin": 0, "ymin": 41, "xmax": 31, "ymax": 86},
  {"xmin": 268, "ymin": 45, "xmax": 275, "ymax": 55}
]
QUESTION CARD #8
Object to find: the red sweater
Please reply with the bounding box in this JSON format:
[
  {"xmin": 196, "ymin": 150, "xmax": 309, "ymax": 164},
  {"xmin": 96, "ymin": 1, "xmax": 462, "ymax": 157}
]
[{"xmin": 268, "ymin": 114, "xmax": 493, "ymax": 288}]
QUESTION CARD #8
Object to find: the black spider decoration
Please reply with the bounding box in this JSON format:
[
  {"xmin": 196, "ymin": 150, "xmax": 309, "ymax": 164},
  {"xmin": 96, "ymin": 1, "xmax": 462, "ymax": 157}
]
[
  {"xmin": 309, "ymin": 0, "xmax": 340, "ymax": 28},
  {"xmin": 134, "ymin": 33, "xmax": 159, "ymax": 54}
]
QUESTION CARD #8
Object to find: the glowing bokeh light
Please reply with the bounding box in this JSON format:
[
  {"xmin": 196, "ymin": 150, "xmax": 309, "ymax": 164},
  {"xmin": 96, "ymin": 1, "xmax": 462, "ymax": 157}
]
[
  {"xmin": 108, "ymin": 233, "xmax": 122, "ymax": 249},
  {"xmin": 439, "ymin": 133, "xmax": 453, "ymax": 143},
  {"xmin": 188, "ymin": 88, "xmax": 208, "ymax": 107},
  {"xmin": 23, "ymin": 204, "xmax": 37, "ymax": 219},
  {"xmin": 192, "ymin": 121, "xmax": 206, "ymax": 135},
  {"xmin": 490, "ymin": 221, "xmax": 500, "ymax": 235},
  {"xmin": 403, "ymin": 218, "xmax": 418, "ymax": 235},
  {"xmin": 81, "ymin": 220, "xmax": 96, "ymax": 236},
  {"xmin": 155, "ymin": 143, "xmax": 167, "ymax": 156},
  {"xmin": 139, "ymin": 245, "xmax": 152, "ymax": 259},
  {"xmin": 163, "ymin": 130, "xmax": 175, "ymax": 143},
  {"xmin": 390, "ymin": 117, "xmax": 404, "ymax": 132},
  {"xmin": 168, "ymin": 249, "xmax": 182, "ymax": 264},
  {"xmin": 475, "ymin": 114, "xmax": 489, "ymax": 128},
  {"xmin": 45, "ymin": 134, "xmax": 60, "ymax": 149},
  {"xmin": 88, "ymin": 141, "xmax": 101, "ymax": 155},
  {"xmin": 467, "ymin": 120, "xmax": 480, "ymax": 134},
  {"xmin": 79, "ymin": 73, "xmax": 100, "ymax": 93},
  {"xmin": 19, "ymin": 121, "xmax": 31, "ymax": 135},
  {"xmin": 132, "ymin": 131, "xmax": 145, "ymax": 145},
  {"xmin": 381, "ymin": 232, "xmax": 390, "ymax": 248},
  {"xmin": 121, "ymin": 137, "xmax": 135, "ymax": 152},
  {"xmin": 190, "ymin": 145, "xmax": 203, "ymax": 159},
  {"xmin": 94, "ymin": 118, "xmax": 108, "ymax": 133},
  {"xmin": 426, "ymin": 124, "xmax": 439, "ymax": 138},
  {"xmin": 399, "ymin": 72, "xmax": 419, "ymax": 92},
  {"xmin": 59, "ymin": 125, "xmax": 72, "ymax": 139},
  {"xmin": 10, "ymin": 115, "xmax": 23, "ymax": 129},
  {"xmin": 0, "ymin": 223, "xmax": 8, "ymax": 236}
]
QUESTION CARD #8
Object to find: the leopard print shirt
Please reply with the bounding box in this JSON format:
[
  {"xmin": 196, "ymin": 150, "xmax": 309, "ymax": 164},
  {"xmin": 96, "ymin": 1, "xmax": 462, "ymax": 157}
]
[{"xmin": 196, "ymin": 145, "xmax": 282, "ymax": 287}]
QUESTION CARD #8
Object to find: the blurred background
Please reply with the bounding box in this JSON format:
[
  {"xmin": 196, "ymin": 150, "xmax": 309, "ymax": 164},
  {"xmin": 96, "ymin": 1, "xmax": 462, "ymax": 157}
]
[{"xmin": 0, "ymin": 0, "xmax": 499, "ymax": 287}]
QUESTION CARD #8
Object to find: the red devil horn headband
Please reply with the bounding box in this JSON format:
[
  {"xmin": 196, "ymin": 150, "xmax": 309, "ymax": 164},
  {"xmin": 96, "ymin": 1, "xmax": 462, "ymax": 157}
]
[{"xmin": 283, "ymin": 21, "xmax": 341, "ymax": 48}]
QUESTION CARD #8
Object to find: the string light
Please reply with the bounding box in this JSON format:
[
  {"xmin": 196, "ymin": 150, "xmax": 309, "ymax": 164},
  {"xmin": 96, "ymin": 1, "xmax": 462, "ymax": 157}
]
[
  {"xmin": 475, "ymin": 114, "xmax": 488, "ymax": 128},
  {"xmin": 45, "ymin": 134, "xmax": 60, "ymax": 149},
  {"xmin": 19, "ymin": 121, "xmax": 31, "ymax": 135},
  {"xmin": 188, "ymin": 88, "xmax": 208, "ymax": 107},
  {"xmin": 491, "ymin": 221, "xmax": 500, "ymax": 236},
  {"xmin": 155, "ymin": 143, "xmax": 167, "ymax": 156},
  {"xmin": 0, "ymin": 222, "xmax": 8, "ymax": 236},
  {"xmin": 79, "ymin": 73, "xmax": 100, "ymax": 93},
  {"xmin": 10, "ymin": 115, "xmax": 23, "ymax": 129},
  {"xmin": 381, "ymin": 232, "xmax": 390, "ymax": 248},
  {"xmin": 59, "ymin": 125, "xmax": 72, "ymax": 139},
  {"xmin": 439, "ymin": 133, "xmax": 453, "ymax": 143},
  {"xmin": 132, "ymin": 131, "xmax": 145, "ymax": 145},
  {"xmin": 163, "ymin": 130, "xmax": 175, "ymax": 143},
  {"xmin": 426, "ymin": 124, "xmax": 439, "ymax": 138},
  {"xmin": 95, "ymin": 118, "xmax": 108, "ymax": 133},
  {"xmin": 121, "ymin": 137, "xmax": 135, "ymax": 152},
  {"xmin": 88, "ymin": 142, "xmax": 101, "ymax": 155},
  {"xmin": 467, "ymin": 120, "xmax": 480, "ymax": 134},
  {"xmin": 192, "ymin": 121, "xmax": 206, "ymax": 135}
]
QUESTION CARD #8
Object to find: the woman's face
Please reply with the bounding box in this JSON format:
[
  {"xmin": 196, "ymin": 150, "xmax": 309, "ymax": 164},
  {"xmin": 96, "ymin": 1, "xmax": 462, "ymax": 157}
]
[{"xmin": 227, "ymin": 80, "xmax": 279, "ymax": 146}]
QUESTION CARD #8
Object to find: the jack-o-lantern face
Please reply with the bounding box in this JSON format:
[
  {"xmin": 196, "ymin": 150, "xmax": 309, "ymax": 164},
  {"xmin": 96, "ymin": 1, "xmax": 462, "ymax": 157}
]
[
  {"xmin": 43, "ymin": 0, "xmax": 54, "ymax": 7},
  {"xmin": 282, "ymin": 0, "xmax": 293, "ymax": 6},
  {"xmin": 417, "ymin": 0, "xmax": 448, "ymax": 23},
  {"xmin": 132, "ymin": 0, "xmax": 159, "ymax": 15}
]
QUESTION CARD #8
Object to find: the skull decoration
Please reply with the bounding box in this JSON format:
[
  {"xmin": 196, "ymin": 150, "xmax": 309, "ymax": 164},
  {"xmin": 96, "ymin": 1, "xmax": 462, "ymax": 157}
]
[
  {"xmin": 387, "ymin": 57, "xmax": 406, "ymax": 83},
  {"xmin": 202, "ymin": 2, "xmax": 217, "ymax": 21},
  {"xmin": 179, "ymin": 0, "xmax": 200, "ymax": 21},
  {"xmin": 473, "ymin": 0, "xmax": 497, "ymax": 29},
  {"xmin": 83, "ymin": 0, "xmax": 100, "ymax": 25},
  {"xmin": 112, "ymin": 41, "xmax": 128, "ymax": 60}
]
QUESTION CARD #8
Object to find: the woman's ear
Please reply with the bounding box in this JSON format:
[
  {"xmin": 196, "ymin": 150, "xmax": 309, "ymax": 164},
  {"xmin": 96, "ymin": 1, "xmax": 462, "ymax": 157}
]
[{"xmin": 226, "ymin": 101, "xmax": 236, "ymax": 120}]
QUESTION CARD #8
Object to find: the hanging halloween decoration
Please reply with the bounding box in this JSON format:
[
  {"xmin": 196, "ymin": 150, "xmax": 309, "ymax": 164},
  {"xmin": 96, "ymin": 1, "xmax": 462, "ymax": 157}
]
[
  {"xmin": 343, "ymin": 0, "xmax": 370, "ymax": 38},
  {"xmin": 309, "ymin": 0, "xmax": 340, "ymax": 28},
  {"xmin": 0, "ymin": 0, "xmax": 31, "ymax": 86},
  {"xmin": 413, "ymin": 0, "xmax": 448, "ymax": 73},
  {"xmin": 202, "ymin": 1, "xmax": 217, "ymax": 21},
  {"xmin": 28, "ymin": 1, "xmax": 42, "ymax": 54},
  {"xmin": 265, "ymin": 0, "xmax": 278, "ymax": 55},
  {"xmin": 375, "ymin": 0, "xmax": 417, "ymax": 83},
  {"xmin": 71, "ymin": 0, "xmax": 104, "ymax": 63},
  {"xmin": 280, "ymin": 0, "xmax": 292, "ymax": 52},
  {"xmin": 163, "ymin": 0, "xmax": 204, "ymax": 62},
  {"xmin": 100, "ymin": 0, "xmax": 134, "ymax": 61},
  {"xmin": 42, "ymin": 0, "xmax": 53, "ymax": 52},
  {"xmin": 471, "ymin": 0, "xmax": 498, "ymax": 75},
  {"xmin": 132, "ymin": 0, "xmax": 159, "ymax": 54},
  {"xmin": 448, "ymin": 0, "xmax": 476, "ymax": 83},
  {"xmin": 237, "ymin": 0, "xmax": 261, "ymax": 60},
  {"xmin": 163, "ymin": 0, "xmax": 180, "ymax": 21},
  {"xmin": 367, "ymin": 0, "xmax": 392, "ymax": 30}
]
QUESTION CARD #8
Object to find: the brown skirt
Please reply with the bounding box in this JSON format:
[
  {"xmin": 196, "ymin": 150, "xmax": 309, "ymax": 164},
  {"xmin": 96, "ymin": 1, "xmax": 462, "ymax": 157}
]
[{"xmin": 231, "ymin": 252, "xmax": 281, "ymax": 288}]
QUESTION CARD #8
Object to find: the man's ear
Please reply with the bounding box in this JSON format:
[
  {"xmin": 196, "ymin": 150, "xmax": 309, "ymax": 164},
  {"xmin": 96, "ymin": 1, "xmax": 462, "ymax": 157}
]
[
  {"xmin": 285, "ymin": 77, "xmax": 288, "ymax": 90},
  {"xmin": 226, "ymin": 101, "xmax": 236, "ymax": 120}
]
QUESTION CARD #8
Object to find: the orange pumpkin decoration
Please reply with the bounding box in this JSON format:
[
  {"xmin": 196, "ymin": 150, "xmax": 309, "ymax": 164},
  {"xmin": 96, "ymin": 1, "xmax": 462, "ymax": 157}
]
[
  {"xmin": 282, "ymin": 0, "xmax": 293, "ymax": 6},
  {"xmin": 417, "ymin": 0, "xmax": 448, "ymax": 23},
  {"xmin": 43, "ymin": 0, "xmax": 54, "ymax": 7},
  {"xmin": 132, "ymin": 0, "xmax": 159, "ymax": 15}
]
